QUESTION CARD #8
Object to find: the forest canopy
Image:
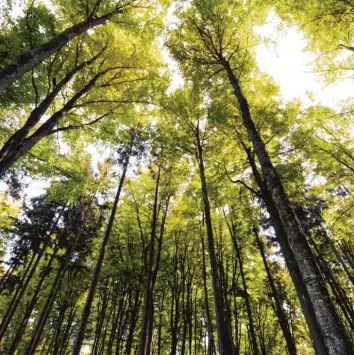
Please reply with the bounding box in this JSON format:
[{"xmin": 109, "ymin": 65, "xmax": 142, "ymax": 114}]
[{"xmin": 0, "ymin": 0, "xmax": 353, "ymax": 354}]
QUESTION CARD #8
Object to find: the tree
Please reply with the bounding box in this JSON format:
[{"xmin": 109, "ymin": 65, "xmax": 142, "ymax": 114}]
[
  {"xmin": 168, "ymin": 2, "xmax": 353, "ymax": 353},
  {"xmin": 0, "ymin": 1, "xmax": 354, "ymax": 354},
  {"xmin": 0, "ymin": 0, "xmax": 130, "ymax": 92}
]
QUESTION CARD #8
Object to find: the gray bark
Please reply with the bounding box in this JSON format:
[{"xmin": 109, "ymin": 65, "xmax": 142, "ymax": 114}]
[
  {"xmin": 195, "ymin": 130, "xmax": 236, "ymax": 355},
  {"xmin": 0, "ymin": 6, "xmax": 124, "ymax": 92},
  {"xmin": 0, "ymin": 65, "xmax": 110, "ymax": 178},
  {"xmin": 221, "ymin": 58, "xmax": 353, "ymax": 355}
]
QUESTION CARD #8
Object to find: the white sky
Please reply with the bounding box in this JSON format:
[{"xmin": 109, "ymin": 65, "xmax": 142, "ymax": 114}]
[{"xmin": 254, "ymin": 11, "xmax": 354, "ymax": 109}]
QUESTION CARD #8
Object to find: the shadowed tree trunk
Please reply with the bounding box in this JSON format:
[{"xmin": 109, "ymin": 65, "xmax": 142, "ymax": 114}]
[
  {"xmin": 241, "ymin": 145, "xmax": 327, "ymax": 353},
  {"xmin": 221, "ymin": 57, "xmax": 353, "ymax": 354},
  {"xmin": 201, "ymin": 232, "xmax": 216, "ymax": 355},
  {"xmin": 0, "ymin": 51, "xmax": 101, "ymax": 171},
  {"xmin": 0, "ymin": 3, "xmax": 127, "ymax": 92},
  {"xmin": 224, "ymin": 217, "xmax": 259, "ymax": 355},
  {"xmin": 194, "ymin": 126, "xmax": 236, "ymax": 355},
  {"xmin": 0, "ymin": 65, "xmax": 115, "ymax": 178},
  {"xmin": 6, "ymin": 247, "xmax": 59, "ymax": 354},
  {"xmin": 254, "ymin": 229, "xmax": 297, "ymax": 355},
  {"xmin": 72, "ymin": 129, "xmax": 136, "ymax": 355},
  {"xmin": 24, "ymin": 251, "xmax": 69, "ymax": 355},
  {"xmin": 138, "ymin": 160, "xmax": 171, "ymax": 355}
]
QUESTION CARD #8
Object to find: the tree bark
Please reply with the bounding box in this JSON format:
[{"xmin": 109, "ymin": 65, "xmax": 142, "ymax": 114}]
[
  {"xmin": 0, "ymin": 67, "xmax": 109, "ymax": 178},
  {"xmin": 254, "ymin": 230, "xmax": 297, "ymax": 355},
  {"xmin": 138, "ymin": 164, "xmax": 161, "ymax": 355},
  {"xmin": 201, "ymin": 233, "xmax": 216, "ymax": 355},
  {"xmin": 243, "ymin": 146, "xmax": 327, "ymax": 353},
  {"xmin": 125, "ymin": 289, "xmax": 141, "ymax": 355},
  {"xmin": 6, "ymin": 248, "xmax": 58, "ymax": 354},
  {"xmin": 195, "ymin": 130, "xmax": 236, "ymax": 355},
  {"xmin": 24, "ymin": 258, "xmax": 67, "ymax": 355},
  {"xmin": 221, "ymin": 58, "xmax": 353, "ymax": 355},
  {"xmin": 321, "ymin": 228, "xmax": 354, "ymax": 287},
  {"xmin": 0, "ymin": 53, "xmax": 100, "ymax": 167},
  {"xmin": 0, "ymin": 248, "xmax": 44, "ymax": 342},
  {"xmin": 225, "ymin": 219, "xmax": 259, "ymax": 355},
  {"xmin": 0, "ymin": 6, "xmax": 124, "ymax": 92},
  {"xmin": 72, "ymin": 137, "xmax": 132, "ymax": 355}
]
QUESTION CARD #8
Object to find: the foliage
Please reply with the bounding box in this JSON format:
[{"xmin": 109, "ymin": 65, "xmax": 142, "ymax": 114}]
[{"xmin": 0, "ymin": 0, "xmax": 353, "ymax": 354}]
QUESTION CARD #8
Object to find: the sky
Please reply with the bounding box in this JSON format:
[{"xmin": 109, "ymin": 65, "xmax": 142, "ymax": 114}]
[
  {"xmin": 1, "ymin": 3, "xmax": 353, "ymax": 200},
  {"xmin": 254, "ymin": 11, "xmax": 353, "ymax": 109}
]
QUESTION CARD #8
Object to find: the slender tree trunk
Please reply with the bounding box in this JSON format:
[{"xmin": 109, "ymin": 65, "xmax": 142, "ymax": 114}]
[
  {"xmin": 321, "ymin": 228, "xmax": 354, "ymax": 287},
  {"xmin": 72, "ymin": 144, "xmax": 131, "ymax": 355},
  {"xmin": 92, "ymin": 285, "xmax": 109, "ymax": 355},
  {"xmin": 157, "ymin": 288, "xmax": 165, "ymax": 355},
  {"xmin": 170, "ymin": 250, "xmax": 180, "ymax": 355},
  {"xmin": 180, "ymin": 252, "xmax": 188, "ymax": 355},
  {"xmin": 7, "ymin": 248, "xmax": 58, "ymax": 354},
  {"xmin": 24, "ymin": 259, "xmax": 67, "ymax": 355},
  {"xmin": 0, "ymin": 253, "xmax": 34, "ymax": 313},
  {"xmin": 125, "ymin": 289, "xmax": 141, "ymax": 355},
  {"xmin": 59, "ymin": 305, "xmax": 76, "ymax": 355},
  {"xmin": 225, "ymin": 219, "xmax": 259, "ymax": 355},
  {"xmin": 339, "ymin": 241, "xmax": 354, "ymax": 271},
  {"xmin": 51, "ymin": 301, "xmax": 69, "ymax": 355},
  {"xmin": 254, "ymin": 230, "xmax": 297, "ymax": 355},
  {"xmin": 138, "ymin": 165, "xmax": 161, "ymax": 355},
  {"xmin": 0, "ymin": 6, "xmax": 124, "ymax": 91},
  {"xmin": 0, "ymin": 248, "xmax": 44, "ymax": 342},
  {"xmin": 107, "ymin": 282, "xmax": 121, "ymax": 355},
  {"xmin": 195, "ymin": 132, "xmax": 235, "ymax": 355},
  {"xmin": 221, "ymin": 59, "xmax": 353, "ymax": 354},
  {"xmin": 114, "ymin": 291, "xmax": 129, "ymax": 355},
  {"xmin": 201, "ymin": 234, "xmax": 216, "ymax": 355},
  {"xmin": 145, "ymin": 194, "xmax": 170, "ymax": 355},
  {"xmin": 232, "ymin": 262, "xmax": 241, "ymax": 355},
  {"xmin": 0, "ymin": 262, "xmax": 16, "ymax": 294},
  {"xmin": 310, "ymin": 236, "xmax": 354, "ymax": 330}
]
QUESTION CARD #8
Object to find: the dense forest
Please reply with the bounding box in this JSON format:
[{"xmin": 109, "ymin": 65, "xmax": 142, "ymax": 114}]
[{"xmin": 0, "ymin": 0, "xmax": 353, "ymax": 354}]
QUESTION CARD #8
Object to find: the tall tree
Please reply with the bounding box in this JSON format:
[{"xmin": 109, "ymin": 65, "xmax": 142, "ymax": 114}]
[
  {"xmin": 0, "ymin": 0, "xmax": 131, "ymax": 92},
  {"xmin": 72, "ymin": 126, "xmax": 144, "ymax": 354},
  {"xmin": 168, "ymin": 2, "xmax": 354, "ymax": 353}
]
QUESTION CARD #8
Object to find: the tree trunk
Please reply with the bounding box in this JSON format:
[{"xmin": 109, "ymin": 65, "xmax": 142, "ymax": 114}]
[
  {"xmin": 157, "ymin": 287, "xmax": 165, "ymax": 355},
  {"xmin": 24, "ymin": 259, "xmax": 67, "ymax": 355},
  {"xmin": 195, "ymin": 131, "xmax": 236, "ymax": 355},
  {"xmin": 201, "ymin": 233, "xmax": 216, "ymax": 355},
  {"xmin": 0, "ymin": 248, "xmax": 44, "ymax": 342},
  {"xmin": 310, "ymin": 235, "xmax": 354, "ymax": 331},
  {"xmin": 50, "ymin": 301, "xmax": 69, "ymax": 355},
  {"xmin": 72, "ymin": 141, "xmax": 132, "ymax": 355},
  {"xmin": 138, "ymin": 165, "xmax": 161, "ymax": 355},
  {"xmin": 0, "ymin": 68, "xmax": 107, "ymax": 178},
  {"xmin": 225, "ymin": 219, "xmax": 259, "ymax": 355},
  {"xmin": 243, "ymin": 146, "xmax": 327, "ymax": 353},
  {"xmin": 0, "ymin": 262, "xmax": 16, "ymax": 294},
  {"xmin": 0, "ymin": 54, "xmax": 99, "ymax": 167},
  {"xmin": 170, "ymin": 251, "xmax": 180, "ymax": 355},
  {"xmin": 254, "ymin": 230, "xmax": 297, "ymax": 355},
  {"xmin": 321, "ymin": 228, "xmax": 354, "ymax": 287},
  {"xmin": 6, "ymin": 248, "xmax": 58, "ymax": 354},
  {"xmin": 222, "ymin": 58, "xmax": 353, "ymax": 355},
  {"xmin": 125, "ymin": 289, "xmax": 141, "ymax": 355},
  {"xmin": 0, "ymin": 7, "xmax": 123, "ymax": 92}
]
